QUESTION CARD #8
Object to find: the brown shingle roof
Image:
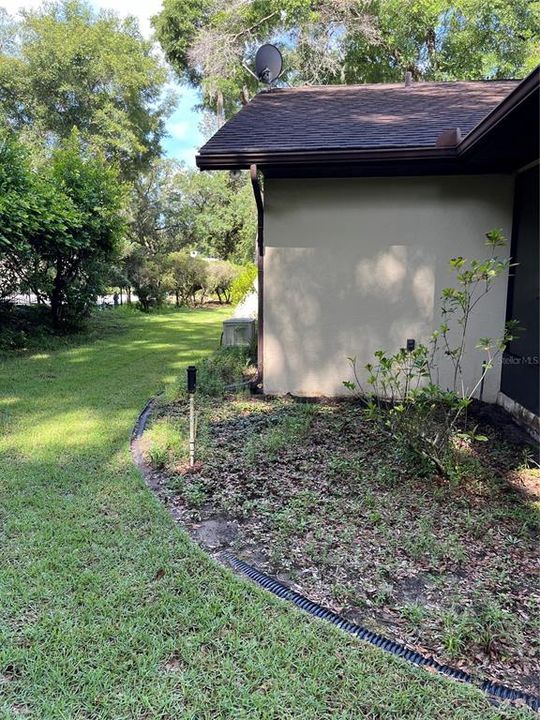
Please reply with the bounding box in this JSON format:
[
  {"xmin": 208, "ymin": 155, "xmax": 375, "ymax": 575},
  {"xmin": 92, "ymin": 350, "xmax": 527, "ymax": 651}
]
[{"xmin": 198, "ymin": 80, "xmax": 518, "ymax": 157}]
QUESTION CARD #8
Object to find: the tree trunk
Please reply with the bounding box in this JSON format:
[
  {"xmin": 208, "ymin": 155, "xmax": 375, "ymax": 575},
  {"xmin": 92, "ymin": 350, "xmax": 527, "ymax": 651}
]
[
  {"xmin": 50, "ymin": 259, "xmax": 65, "ymax": 329},
  {"xmin": 50, "ymin": 284, "xmax": 62, "ymax": 328}
]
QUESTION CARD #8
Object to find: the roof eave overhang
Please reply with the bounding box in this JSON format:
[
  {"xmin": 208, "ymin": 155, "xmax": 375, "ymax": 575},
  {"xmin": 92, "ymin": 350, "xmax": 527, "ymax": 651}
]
[
  {"xmin": 457, "ymin": 66, "xmax": 539, "ymax": 155},
  {"xmin": 196, "ymin": 146, "xmax": 457, "ymax": 171}
]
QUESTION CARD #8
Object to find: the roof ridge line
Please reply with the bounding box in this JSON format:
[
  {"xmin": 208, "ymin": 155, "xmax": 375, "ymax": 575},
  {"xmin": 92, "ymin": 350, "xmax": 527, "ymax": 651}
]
[{"xmin": 260, "ymin": 79, "xmax": 520, "ymax": 93}]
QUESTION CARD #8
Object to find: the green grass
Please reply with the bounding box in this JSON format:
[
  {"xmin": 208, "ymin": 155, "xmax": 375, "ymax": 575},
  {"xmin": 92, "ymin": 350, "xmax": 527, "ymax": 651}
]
[
  {"xmin": 244, "ymin": 402, "xmax": 317, "ymax": 464},
  {"xmin": 0, "ymin": 308, "xmax": 530, "ymax": 719}
]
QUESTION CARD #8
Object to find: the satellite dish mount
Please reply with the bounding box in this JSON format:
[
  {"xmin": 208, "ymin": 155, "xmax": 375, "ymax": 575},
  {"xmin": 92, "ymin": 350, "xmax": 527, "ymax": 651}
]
[{"xmin": 254, "ymin": 44, "xmax": 282, "ymax": 85}]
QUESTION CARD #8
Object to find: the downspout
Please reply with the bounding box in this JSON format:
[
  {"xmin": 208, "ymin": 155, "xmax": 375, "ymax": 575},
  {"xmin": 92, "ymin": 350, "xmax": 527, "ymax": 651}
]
[{"xmin": 250, "ymin": 164, "xmax": 264, "ymax": 389}]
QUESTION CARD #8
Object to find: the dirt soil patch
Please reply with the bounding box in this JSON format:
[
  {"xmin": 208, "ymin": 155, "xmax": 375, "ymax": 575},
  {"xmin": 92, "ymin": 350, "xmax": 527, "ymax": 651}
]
[{"xmin": 144, "ymin": 395, "xmax": 540, "ymax": 697}]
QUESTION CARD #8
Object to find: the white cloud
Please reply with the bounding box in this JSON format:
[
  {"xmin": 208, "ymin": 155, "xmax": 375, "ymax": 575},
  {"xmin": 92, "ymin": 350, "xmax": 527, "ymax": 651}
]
[
  {"xmin": 2, "ymin": 0, "xmax": 163, "ymax": 38},
  {"xmin": 167, "ymin": 120, "xmax": 189, "ymax": 140},
  {"xmin": 92, "ymin": 0, "xmax": 163, "ymax": 39},
  {"xmin": 1, "ymin": 0, "xmax": 42, "ymax": 14}
]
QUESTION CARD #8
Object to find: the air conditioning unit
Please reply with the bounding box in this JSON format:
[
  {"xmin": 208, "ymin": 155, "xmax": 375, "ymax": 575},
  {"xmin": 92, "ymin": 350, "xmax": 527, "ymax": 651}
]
[{"xmin": 222, "ymin": 318, "xmax": 256, "ymax": 347}]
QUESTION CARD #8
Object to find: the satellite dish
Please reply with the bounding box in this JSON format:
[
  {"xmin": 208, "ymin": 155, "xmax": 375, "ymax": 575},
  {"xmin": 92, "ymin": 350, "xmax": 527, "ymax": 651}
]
[{"xmin": 255, "ymin": 44, "xmax": 282, "ymax": 84}]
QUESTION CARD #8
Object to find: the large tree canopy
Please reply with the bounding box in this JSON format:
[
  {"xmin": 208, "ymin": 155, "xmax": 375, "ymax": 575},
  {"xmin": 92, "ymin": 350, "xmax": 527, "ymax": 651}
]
[
  {"xmin": 0, "ymin": 0, "xmax": 171, "ymax": 178},
  {"xmin": 127, "ymin": 157, "xmax": 256, "ymax": 264},
  {"xmin": 173, "ymin": 169, "xmax": 257, "ymax": 263},
  {"xmin": 154, "ymin": 0, "xmax": 540, "ymax": 115},
  {"xmin": 128, "ymin": 158, "xmax": 186, "ymax": 257}
]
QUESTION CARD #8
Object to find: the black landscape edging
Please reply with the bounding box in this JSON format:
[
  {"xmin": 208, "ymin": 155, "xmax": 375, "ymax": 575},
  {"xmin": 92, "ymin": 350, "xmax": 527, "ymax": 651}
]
[
  {"xmin": 131, "ymin": 398, "xmax": 540, "ymax": 714},
  {"xmin": 223, "ymin": 553, "xmax": 539, "ymax": 713}
]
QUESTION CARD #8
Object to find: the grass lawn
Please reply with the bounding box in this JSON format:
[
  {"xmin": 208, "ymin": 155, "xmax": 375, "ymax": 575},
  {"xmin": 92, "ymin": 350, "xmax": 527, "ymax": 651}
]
[{"xmin": 0, "ymin": 308, "xmax": 532, "ymax": 719}]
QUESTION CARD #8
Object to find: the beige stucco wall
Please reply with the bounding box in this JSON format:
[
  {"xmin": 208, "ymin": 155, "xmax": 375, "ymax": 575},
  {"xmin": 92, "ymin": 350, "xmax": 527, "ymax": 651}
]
[{"xmin": 263, "ymin": 175, "xmax": 514, "ymax": 400}]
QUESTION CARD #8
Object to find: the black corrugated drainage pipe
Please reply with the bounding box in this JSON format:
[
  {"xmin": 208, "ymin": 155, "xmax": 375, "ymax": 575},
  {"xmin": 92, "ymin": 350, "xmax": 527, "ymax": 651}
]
[
  {"xmin": 222, "ymin": 553, "xmax": 539, "ymax": 713},
  {"xmin": 131, "ymin": 399, "xmax": 540, "ymax": 714}
]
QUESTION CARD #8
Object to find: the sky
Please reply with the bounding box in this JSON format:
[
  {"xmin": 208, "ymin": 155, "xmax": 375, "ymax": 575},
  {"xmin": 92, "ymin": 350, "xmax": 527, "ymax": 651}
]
[{"xmin": 1, "ymin": 0, "xmax": 204, "ymax": 166}]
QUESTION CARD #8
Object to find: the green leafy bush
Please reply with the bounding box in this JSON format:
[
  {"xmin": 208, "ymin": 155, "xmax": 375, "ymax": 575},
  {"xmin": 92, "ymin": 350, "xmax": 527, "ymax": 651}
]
[
  {"xmin": 0, "ymin": 129, "xmax": 125, "ymax": 329},
  {"xmin": 125, "ymin": 248, "xmax": 171, "ymax": 312},
  {"xmin": 203, "ymin": 260, "xmax": 239, "ymax": 304},
  {"xmin": 165, "ymin": 251, "xmax": 207, "ymax": 307},
  {"xmin": 230, "ymin": 263, "xmax": 257, "ymax": 306},
  {"xmin": 0, "ymin": 305, "xmax": 53, "ymax": 352}
]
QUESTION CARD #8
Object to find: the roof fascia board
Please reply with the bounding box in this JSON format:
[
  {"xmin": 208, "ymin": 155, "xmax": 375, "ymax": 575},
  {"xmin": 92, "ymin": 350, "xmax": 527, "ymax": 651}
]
[
  {"xmin": 457, "ymin": 66, "xmax": 539, "ymax": 157},
  {"xmin": 196, "ymin": 146, "xmax": 457, "ymax": 171}
]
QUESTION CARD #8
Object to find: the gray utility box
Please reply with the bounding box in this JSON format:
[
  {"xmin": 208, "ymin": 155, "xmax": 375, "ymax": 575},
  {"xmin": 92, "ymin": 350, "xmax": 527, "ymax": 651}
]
[{"xmin": 222, "ymin": 318, "xmax": 256, "ymax": 347}]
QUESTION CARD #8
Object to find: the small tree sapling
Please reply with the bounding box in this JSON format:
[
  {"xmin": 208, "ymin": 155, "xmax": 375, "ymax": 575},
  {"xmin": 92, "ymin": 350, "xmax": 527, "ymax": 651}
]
[{"xmin": 344, "ymin": 230, "xmax": 520, "ymax": 477}]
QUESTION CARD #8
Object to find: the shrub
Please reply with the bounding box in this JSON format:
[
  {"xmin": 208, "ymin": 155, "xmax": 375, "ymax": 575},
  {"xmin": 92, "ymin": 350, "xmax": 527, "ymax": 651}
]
[
  {"xmin": 230, "ymin": 263, "xmax": 257, "ymax": 306},
  {"xmin": 0, "ymin": 129, "xmax": 125, "ymax": 329},
  {"xmin": 194, "ymin": 346, "xmax": 253, "ymax": 397},
  {"xmin": 166, "ymin": 251, "xmax": 207, "ymax": 307},
  {"xmin": 0, "ymin": 305, "xmax": 53, "ymax": 352},
  {"xmin": 203, "ymin": 260, "xmax": 239, "ymax": 304},
  {"xmin": 130, "ymin": 256, "xmax": 172, "ymax": 312},
  {"xmin": 344, "ymin": 231, "xmax": 519, "ymax": 478}
]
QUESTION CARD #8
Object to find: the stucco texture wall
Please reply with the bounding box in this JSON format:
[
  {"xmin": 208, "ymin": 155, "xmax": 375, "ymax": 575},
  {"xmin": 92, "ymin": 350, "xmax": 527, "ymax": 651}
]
[{"xmin": 263, "ymin": 175, "xmax": 514, "ymax": 400}]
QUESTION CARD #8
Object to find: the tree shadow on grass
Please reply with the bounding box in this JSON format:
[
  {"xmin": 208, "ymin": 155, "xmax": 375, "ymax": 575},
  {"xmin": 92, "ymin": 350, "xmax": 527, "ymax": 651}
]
[{"xmin": 0, "ymin": 307, "xmax": 229, "ymax": 474}]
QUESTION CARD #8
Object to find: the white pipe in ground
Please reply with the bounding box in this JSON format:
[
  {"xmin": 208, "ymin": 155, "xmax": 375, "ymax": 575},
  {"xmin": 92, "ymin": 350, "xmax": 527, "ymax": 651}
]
[{"xmin": 189, "ymin": 393, "xmax": 195, "ymax": 466}]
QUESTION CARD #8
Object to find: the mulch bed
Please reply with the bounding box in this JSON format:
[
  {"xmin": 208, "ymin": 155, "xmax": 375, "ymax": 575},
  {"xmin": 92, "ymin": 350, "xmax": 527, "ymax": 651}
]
[{"xmin": 145, "ymin": 395, "xmax": 539, "ymax": 697}]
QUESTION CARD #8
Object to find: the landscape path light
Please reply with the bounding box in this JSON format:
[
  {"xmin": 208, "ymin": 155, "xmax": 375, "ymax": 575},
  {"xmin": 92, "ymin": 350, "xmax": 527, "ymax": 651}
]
[{"xmin": 187, "ymin": 366, "xmax": 197, "ymax": 466}]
